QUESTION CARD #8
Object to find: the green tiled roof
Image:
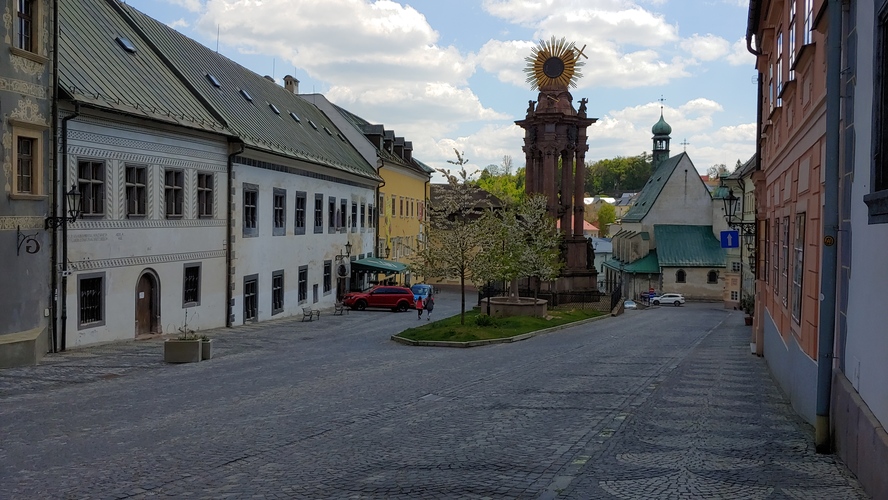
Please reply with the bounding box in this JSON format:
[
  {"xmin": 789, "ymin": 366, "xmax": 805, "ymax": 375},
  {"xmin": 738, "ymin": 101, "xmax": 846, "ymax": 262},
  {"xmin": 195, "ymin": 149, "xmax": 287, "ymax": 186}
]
[
  {"xmin": 653, "ymin": 225, "xmax": 725, "ymax": 267},
  {"xmin": 601, "ymin": 251, "xmax": 660, "ymax": 274},
  {"xmin": 59, "ymin": 0, "xmax": 226, "ymax": 133},
  {"xmin": 622, "ymin": 152, "xmax": 689, "ymax": 223},
  {"xmin": 118, "ymin": 3, "xmax": 380, "ymax": 182}
]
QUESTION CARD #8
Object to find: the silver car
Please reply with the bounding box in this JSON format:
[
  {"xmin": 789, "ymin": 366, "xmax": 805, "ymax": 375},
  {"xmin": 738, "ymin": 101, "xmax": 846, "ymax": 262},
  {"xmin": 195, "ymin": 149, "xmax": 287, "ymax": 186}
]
[{"xmin": 652, "ymin": 293, "xmax": 685, "ymax": 306}]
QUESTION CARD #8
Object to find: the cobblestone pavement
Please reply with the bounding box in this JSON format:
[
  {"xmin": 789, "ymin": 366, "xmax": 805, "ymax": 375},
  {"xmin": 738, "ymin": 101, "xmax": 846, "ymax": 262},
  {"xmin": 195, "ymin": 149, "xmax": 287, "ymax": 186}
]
[{"xmin": 0, "ymin": 294, "xmax": 867, "ymax": 499}]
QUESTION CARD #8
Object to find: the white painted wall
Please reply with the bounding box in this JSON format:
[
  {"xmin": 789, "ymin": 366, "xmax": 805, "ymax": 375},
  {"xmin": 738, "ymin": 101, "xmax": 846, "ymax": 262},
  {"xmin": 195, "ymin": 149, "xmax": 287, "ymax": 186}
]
[
  {"xmin": 845, "ymin": 0, "xmax": 888, "ymax": 430},
  {"xmin": 64, "ymin": 113, "xmax": 229, "ymax": 346},
  {"xmin": 231, "ymin": 159, "xmax": 376, "ymax": 324},
  {"xmin": 641, "ymin": 156, "xmax": 715, "ymax": 228}
]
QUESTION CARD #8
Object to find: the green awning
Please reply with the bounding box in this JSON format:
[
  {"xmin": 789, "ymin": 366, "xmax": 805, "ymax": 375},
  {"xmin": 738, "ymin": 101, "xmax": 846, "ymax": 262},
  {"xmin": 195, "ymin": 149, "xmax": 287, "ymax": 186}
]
[{"xmin": 351, "ymin": 257, "xmax": 407, "ymax": 273}]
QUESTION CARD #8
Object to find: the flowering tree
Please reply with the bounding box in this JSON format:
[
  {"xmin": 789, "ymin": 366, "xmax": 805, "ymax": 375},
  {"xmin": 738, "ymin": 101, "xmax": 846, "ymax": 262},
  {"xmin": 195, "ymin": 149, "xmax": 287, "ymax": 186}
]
[{"xmin": 410, "ymin": 151, "xmax": 487, "ymax": 324}]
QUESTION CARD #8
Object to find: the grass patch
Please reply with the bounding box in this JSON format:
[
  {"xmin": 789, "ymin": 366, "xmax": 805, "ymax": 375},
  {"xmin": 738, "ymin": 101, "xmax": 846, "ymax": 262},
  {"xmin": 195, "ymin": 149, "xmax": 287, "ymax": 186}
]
[{"xmin": 397, "ymin": 307, "xmax": 604, "ymax": 342}]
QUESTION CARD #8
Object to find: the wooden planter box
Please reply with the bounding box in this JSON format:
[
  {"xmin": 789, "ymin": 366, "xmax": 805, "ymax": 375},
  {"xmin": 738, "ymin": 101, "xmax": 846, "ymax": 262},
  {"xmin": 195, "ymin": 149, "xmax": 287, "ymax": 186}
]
[
  {"xmin": 164, "ymin": 339, "xmax": 202, "ymax": 363},
  {"xmin": 201, "ymin": 339, "xmax": 213, "ymax": 361}
]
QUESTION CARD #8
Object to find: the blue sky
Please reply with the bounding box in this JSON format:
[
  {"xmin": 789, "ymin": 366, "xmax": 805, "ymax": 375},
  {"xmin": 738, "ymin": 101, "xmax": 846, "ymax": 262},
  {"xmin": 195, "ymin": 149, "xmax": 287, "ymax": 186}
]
[{"xmin": 124, "ymin": 0, "xmax": 758, "ymax": 181}]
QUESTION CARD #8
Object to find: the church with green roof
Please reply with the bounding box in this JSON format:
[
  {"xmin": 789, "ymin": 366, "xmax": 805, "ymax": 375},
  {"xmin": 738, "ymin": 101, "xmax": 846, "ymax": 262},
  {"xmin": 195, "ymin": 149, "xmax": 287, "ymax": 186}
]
[{"xmin": 602, "ymin": 109, "xmax": 729, "ymax": 302}]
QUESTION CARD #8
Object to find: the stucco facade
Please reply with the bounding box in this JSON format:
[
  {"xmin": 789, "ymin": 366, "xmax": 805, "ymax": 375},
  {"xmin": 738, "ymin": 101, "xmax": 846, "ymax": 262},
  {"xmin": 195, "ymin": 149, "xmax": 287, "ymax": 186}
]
[
  {"xmin": 63, "ymin": 112, "xmax": 230, "ymax": 346},
  {"xmin": 749, "ymin": 0, "xmax": 826, "ymax": 425},
  {"xmin": 0, "ymin": 0, "xmax": 53, "ymax": 367}
]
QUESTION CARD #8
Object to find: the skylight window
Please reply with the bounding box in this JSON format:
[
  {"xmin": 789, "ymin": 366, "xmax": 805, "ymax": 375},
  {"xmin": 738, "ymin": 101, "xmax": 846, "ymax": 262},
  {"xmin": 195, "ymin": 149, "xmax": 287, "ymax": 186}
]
[
  {"xmin": 240, "ymin": 89, "xmax": 253, "ymax": 102},
  {"xmin": 289, "ymin": 112, "xmax": 301, "ymax": 123},
  {"xmin": 116, "ymin": 37, "xmax": 137, "ymax": 53},
  {"xmin": 269, "ymin": 103, "xmax": 280, "ymax": 115},
  {"xmin": 323, "ymin": 126, "xmax": 333, "ymax": 135},
  {"xmin": 206, "ymin": 74, "xmax": 221, "ymax": 88},
  {"xmin": 308, "ymin": 120, "xmax": 318, "ymax": 130}
]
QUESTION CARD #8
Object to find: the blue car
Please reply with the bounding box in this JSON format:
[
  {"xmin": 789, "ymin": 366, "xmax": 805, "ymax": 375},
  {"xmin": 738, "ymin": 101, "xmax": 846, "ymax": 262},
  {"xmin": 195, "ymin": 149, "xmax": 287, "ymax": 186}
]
[{"xmin": 411, "ymin": 284, "xmax": 433, "ymax": 302}]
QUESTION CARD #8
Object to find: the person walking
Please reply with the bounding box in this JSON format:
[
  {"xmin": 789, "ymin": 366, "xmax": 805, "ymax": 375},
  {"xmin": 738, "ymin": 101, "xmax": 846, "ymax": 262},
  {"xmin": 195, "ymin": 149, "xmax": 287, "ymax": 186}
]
[
  {"xmin": 416, "ymin": 296, "xmax": 423, "ymax": 320},
  {"xmin": 425, "ymin": 295, "xmax": 434, "ymax": 321}
]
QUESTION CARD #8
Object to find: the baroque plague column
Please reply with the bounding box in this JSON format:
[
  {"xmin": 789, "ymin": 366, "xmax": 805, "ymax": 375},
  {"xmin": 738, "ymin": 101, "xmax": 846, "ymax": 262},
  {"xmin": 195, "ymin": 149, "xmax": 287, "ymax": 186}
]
[{"xmin": 515, "ymin": 38, "xmax": 598, "ymax": 291}]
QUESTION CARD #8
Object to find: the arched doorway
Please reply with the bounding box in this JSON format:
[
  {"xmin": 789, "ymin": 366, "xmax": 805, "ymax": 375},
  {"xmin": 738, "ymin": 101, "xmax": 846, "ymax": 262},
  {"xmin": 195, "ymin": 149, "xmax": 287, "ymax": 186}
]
[{"xmin": 135, "ymin": 270, "xmax": 160, "ymax": 337}]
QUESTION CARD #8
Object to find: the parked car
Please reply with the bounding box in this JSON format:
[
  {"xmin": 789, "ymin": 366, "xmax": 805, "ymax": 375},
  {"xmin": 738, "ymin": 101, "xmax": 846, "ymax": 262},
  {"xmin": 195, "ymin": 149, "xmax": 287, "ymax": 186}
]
[
  {"xmin": 342, "ymin": 286, "xmax": 415, "ymax": 312},
  {"xmin": 652, "ymin": 293, "xmax": 685, "ymax": 306},
  {"xmin": 411, "ymin": 283, "xmax": 433, "ymax": 302},
  {"xmin": 623, "ymin": 300, "xmax": 637, "ymax": 310}
]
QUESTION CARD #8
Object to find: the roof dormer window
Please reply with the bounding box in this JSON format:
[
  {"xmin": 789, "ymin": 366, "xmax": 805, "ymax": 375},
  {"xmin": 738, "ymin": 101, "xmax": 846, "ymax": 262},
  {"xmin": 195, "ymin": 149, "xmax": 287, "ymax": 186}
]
[
  {"xmin": 289, "ymin": 112, "xmax": 301, "ymax": 123},
  {"xmin": 240, "ymin": 89, "xmax": 253, "ymax": 102},
  {"xmin": 269, "ymin": 103, "xmax": 280, "ymax": 115},
  {"xmin": 308, "ymin": 120, "xmax": 318, "ymax": 130}
]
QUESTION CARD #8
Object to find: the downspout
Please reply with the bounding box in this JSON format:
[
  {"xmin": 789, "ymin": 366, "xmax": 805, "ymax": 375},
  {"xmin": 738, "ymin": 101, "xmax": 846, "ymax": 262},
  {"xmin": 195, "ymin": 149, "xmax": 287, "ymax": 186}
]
[
  {"xmin": 376, "ymin": 157, "xmax": 385, "ymax": 260},
  {"xmin": 815, "ymin": 0, "xmax": 843, "ymax": 453},
  {"xmin": 226, "ymin": 141, "xmax": 244, "ymax": 328},
  {"xmin": 49, "ymin": 0, "xmax": 60, "ymax": 353},
  {"xmin": 59, "ymin": 103, "xmax": 81, "ymax": 352}
]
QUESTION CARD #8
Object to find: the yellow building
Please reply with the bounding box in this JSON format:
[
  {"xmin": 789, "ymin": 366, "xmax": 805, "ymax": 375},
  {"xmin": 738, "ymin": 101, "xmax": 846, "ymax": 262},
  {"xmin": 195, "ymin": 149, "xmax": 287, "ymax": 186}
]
[{"xmin": 376, "ymin": 132, "xmax": 432, "ymax": 285}]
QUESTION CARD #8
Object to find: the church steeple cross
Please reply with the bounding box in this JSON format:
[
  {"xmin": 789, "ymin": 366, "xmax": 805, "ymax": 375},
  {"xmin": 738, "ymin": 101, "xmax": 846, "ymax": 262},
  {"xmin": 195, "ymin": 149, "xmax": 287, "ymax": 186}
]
[{"xmin": 680, "ymin": 138, "xmax": 690, "ymax": 151}]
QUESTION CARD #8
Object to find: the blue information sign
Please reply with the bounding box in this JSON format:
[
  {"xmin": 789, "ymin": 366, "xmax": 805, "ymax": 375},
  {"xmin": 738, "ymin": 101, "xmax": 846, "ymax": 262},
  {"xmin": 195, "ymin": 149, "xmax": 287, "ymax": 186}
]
[{"xmin": 720, "ymin": 230, "xmax": 740, "ymax": 248}]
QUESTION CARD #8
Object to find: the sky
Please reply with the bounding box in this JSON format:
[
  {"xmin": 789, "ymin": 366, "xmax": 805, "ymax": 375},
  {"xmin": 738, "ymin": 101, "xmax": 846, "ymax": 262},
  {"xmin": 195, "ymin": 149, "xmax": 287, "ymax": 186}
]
[{"xmin": 123, "ymin": 0, "xmax": 758, "ymax": 182}]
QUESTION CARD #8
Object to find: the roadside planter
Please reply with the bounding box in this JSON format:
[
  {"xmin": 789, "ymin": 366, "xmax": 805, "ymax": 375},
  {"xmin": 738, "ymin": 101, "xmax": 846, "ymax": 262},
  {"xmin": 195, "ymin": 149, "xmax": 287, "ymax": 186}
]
[
  {"xmin": 163, "ymin": 338, "xmax": 202, "ymax": 363},
  {"xmin": 200, "ymin": 337, "xmax": 213, "ymax": 360}
]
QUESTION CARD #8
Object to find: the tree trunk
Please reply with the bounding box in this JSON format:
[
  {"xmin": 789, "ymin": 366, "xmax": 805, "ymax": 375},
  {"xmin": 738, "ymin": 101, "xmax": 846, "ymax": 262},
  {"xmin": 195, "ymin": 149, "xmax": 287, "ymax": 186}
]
[{"xmin": 509, "ymin": 277, "xmax": 519, "ymax": 303}]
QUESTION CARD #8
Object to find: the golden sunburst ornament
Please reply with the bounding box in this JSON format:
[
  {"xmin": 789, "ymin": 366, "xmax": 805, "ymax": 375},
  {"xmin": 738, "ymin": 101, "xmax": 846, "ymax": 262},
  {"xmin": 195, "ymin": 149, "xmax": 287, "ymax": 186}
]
[{"xmin": 524, "ymin": 37, "xmax": 586, "ymax": 90}]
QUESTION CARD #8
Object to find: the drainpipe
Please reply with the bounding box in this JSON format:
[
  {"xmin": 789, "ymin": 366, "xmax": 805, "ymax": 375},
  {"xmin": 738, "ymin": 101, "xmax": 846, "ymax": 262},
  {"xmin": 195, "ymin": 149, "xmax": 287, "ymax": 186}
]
[
  {"xmin": 59, "ymin": 103, "xmax": 81, "ymax": 352},
  {"xmin": 226, "ymin": 141, "xmax": 244, "ymax": 328},
  {"xmin": 49, "ymin": 0, "xmax": 60, "ymax": 353},
  {"xmin": 815, "ymin": 0, "xmax": 843, "ymax": 454},
  {"xmin": 375, "ymin": 157, "xmax": 385, "ymax": 259}
]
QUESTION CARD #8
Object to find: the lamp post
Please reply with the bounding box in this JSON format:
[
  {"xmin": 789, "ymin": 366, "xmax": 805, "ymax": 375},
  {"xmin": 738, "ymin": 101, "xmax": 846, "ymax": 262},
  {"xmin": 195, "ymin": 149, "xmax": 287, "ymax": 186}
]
[
  {"xmin": 45, "ymin": 184, "xmax": 82, "ymax": 229},
  {"xmin": 721, "ymin": 181, "xmax": 757, "ymax": 308}
]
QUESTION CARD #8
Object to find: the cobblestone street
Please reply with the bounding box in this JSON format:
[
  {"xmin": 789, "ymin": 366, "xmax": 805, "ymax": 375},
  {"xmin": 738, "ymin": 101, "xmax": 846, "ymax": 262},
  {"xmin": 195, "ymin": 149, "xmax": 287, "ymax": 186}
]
[{"xmin": 0, "ymin": 293, "xmax": 868, "ymax": 499}]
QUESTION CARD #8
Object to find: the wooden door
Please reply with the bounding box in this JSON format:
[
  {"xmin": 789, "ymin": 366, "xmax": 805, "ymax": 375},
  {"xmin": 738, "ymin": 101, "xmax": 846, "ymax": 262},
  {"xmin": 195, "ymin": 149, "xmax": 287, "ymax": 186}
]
[{"xmin": 136, "ymin": 274, "xmax": 156, "ymax": 336}]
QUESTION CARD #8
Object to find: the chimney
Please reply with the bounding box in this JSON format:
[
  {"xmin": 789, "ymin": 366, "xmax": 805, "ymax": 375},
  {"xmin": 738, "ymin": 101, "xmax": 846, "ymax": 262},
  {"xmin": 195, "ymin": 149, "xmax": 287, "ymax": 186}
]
[{"xmin": 284, "ymin": 75, "xmax": 299, "ymax": 94}]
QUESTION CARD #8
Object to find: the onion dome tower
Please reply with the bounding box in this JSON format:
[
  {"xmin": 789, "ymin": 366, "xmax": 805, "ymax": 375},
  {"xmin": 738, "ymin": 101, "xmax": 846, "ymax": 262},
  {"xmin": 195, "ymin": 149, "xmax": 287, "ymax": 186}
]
[{"xmin": 652, "ymin": 108, "xmax": 672, "ymax": 168}]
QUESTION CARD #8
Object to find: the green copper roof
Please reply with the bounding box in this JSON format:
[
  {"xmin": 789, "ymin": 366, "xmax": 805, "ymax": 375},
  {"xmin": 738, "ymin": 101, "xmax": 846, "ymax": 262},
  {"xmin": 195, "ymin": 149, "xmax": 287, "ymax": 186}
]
[
  {"xmin": 601, "ymin": 251, "xmax": 660, "ymax": 274},
  {"xmin": 653, "ymin": 225, "xmax": 725, "ymax": 267},
  {"xmin": 59, "ymin": 0, "xmax": 226, "ymax": 133},
  {"xmin": 118, "ymin": 3, "xmax": 380, "ymax": 182},
  {"xmin": 622, "ymin": 152, "xmax": 690, "ymax": 223},
  {"xmin": 652, "ymin": 110, "xmax": 672, "ymax": 136}
]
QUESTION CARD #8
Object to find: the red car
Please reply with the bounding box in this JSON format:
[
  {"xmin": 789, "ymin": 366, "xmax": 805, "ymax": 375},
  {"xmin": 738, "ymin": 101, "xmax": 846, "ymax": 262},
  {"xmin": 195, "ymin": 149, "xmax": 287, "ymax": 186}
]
[{"xmin": 342, "ymin": 286, "xmax": 415, "ymax": 312}]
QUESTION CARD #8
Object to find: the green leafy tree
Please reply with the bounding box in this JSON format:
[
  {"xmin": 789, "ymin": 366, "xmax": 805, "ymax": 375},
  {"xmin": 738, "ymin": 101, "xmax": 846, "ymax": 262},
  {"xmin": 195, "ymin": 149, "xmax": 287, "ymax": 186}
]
[
  {"xmin": 476, "ymin": 155, "xmax": 524, "ymax": 205},
  {"xmin": 410, "ymin": 150, "xmax": 486, "ymax": 324},
  {"xmin": 585, "ymin": 153, "xmax": 652, "ymax": 195},
  {"xmin": 470, "ymin": 194, "xmax": 561, "ymax": 302},
  {"xmin": 596, "ymin": 203, "xmax": 616, "ymax": 237}
]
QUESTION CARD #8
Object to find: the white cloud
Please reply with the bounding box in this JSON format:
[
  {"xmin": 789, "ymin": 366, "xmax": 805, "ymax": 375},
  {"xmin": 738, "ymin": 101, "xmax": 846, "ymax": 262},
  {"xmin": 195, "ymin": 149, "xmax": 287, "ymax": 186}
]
[
  {"xmin": 726, "ymin": 37, "xmax": 756, "ymax": 66},
  {"xmin": 680, "ymin": 34, "xmax": 731, "ymax": 61},
  {"xmin": 168, "ymin": 18, "xmax": 190, "ymax": 30},
  {"xmin": 168, "ymin": 0, "xmax": 203, "ymax": 12}
]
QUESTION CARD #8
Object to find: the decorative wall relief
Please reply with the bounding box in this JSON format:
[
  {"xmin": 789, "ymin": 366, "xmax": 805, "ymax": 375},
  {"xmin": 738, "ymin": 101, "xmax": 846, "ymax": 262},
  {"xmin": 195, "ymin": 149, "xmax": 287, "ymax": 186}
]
[
  {"xmin": 0, "ymin": 77, "xmax": 47, "ymax": 99},
  {"xmin": 10, "ymin": 54, "xmax": 44, "ymax": 76},
  {"xmin": 10, "ymin": 98, "xmax": 48, "ymax": 125},
  {"xmin": 3, "ymin": 6, "xmax": 11, "ymax": 45}
]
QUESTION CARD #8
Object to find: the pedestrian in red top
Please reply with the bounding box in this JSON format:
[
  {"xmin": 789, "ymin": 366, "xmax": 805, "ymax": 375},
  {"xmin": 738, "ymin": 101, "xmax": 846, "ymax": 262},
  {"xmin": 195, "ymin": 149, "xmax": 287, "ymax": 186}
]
[{"xmin": 416, "ymin": 296, "xmax": 423, "ymax": 320}]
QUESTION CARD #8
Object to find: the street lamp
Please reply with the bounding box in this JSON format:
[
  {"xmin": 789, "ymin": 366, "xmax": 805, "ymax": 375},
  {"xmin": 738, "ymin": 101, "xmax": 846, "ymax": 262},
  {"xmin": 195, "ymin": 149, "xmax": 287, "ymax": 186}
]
[
  {"xmin": 344, "ymin": 241, "xmax": 352, "ymax": 258},
  {"xmin": 384, "ymin": 244, "xmax": 391, "ymax": 259},
  {"xmin": 45, "ymin": 184, "xmax": 83, "ymax": 229}
]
